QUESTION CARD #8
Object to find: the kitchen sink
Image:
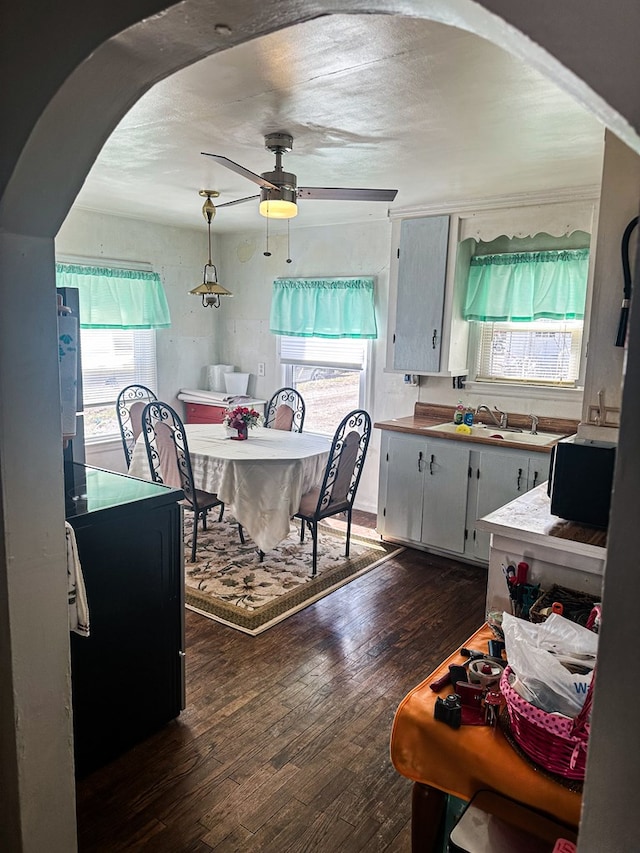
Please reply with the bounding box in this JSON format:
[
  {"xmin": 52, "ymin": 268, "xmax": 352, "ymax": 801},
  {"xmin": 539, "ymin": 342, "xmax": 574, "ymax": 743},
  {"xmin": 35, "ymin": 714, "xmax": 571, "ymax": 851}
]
[{"xmin": 423, "ymin": 422, "xmax": 567, "ymax": 446}]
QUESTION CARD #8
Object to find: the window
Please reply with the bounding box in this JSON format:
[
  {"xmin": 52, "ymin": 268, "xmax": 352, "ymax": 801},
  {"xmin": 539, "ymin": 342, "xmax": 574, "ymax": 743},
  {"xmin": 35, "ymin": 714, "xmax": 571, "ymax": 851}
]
[
  {"xmin": 280, "ymin": 336, "xmax": 368, "ymax": 435},
  {"xmin": 473, "ymin": 319, "xmax": 583, "ymax": 386},
  {"xmin": 463, "ymin": 247, "xmax": 589, "ymax": 389},
  {"xmin": 270, "ymin": 276, "xmax": 377, "ymax": 434},
  {"xmin": 81, "ymin": 328, "xmax": 157, "ymax": 439},
  {"xmin": 55, "ymin": 259, "xmax": 170, "ymax": 441}
]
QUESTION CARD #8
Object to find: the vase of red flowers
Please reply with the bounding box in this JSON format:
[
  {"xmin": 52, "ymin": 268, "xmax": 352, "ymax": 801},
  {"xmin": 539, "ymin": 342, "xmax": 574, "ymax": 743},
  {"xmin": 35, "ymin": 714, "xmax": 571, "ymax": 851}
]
[{"xmin": 223, "ymin": 405, "xmax": 262, "ymax": 440}]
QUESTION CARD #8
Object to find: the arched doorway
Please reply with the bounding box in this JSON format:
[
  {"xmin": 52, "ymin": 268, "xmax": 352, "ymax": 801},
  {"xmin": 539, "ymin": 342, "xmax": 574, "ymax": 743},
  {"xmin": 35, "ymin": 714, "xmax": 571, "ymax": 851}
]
[{"xmin": 2, "ymin": 2, "xmax": 639, "ymax": 849}]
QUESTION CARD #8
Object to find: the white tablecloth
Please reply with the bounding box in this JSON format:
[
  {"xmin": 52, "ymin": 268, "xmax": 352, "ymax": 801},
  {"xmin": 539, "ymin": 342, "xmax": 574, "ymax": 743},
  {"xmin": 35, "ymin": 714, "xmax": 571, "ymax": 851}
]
[{"xmin": 128, "ymin": 424, "xmax": 331, "ymax": 552}]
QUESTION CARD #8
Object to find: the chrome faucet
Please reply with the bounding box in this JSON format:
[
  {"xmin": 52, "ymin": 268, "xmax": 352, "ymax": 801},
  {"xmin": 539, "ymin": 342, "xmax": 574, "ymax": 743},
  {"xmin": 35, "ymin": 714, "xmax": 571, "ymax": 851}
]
[
  {"xmin": 529, "ymin": 415, "xmax": 539, "ymax": 435},
  {"xmin": 476, "ymin": 405, "xmax": 508, "ymax": 429}
]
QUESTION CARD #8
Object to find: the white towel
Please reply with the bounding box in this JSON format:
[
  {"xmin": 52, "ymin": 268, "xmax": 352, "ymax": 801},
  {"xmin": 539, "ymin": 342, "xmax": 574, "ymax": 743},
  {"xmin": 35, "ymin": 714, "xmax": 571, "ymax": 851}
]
[{"xmin": 65, "ymin": 521, "xmax": 90, "ymax": 637}]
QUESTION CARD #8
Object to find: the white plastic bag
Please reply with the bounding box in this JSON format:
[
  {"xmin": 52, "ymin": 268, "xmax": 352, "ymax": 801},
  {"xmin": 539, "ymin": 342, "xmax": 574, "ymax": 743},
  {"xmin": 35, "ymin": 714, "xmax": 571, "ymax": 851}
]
[{"xmin": 502, "ymin": 612, "xmax": 598, "ymax": 716}]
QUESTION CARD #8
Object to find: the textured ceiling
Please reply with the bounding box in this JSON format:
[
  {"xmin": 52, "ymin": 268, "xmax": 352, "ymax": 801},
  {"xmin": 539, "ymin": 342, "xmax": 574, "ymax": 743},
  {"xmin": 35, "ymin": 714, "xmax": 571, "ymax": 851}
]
[{"xmin": 72, "ymin": 14, "xmax": 605, "ymax": 234}]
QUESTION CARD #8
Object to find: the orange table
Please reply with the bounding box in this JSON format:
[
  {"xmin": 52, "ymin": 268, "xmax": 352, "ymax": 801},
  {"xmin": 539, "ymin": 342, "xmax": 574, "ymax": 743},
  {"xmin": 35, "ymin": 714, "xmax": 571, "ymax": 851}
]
[{"xmin": 390, "ymin": 624, "xmax": 582, "ymax": 851}]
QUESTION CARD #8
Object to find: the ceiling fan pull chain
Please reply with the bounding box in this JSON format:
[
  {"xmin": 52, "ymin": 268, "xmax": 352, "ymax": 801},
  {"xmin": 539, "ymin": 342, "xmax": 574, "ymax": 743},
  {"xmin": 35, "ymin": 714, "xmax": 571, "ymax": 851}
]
[
  {"xmin": 264, "ymin": 215, "xmax": 271, "ymax": 257},
  {"xmin": 286, "ymin": 220, "xmax": 292, "ymax": 264}
]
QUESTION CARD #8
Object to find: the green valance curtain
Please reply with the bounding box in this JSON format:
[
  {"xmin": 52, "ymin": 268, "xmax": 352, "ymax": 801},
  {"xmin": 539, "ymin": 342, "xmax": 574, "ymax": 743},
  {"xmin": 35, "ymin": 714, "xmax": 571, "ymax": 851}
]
[
  {"xmin": 463, "ymin": 249, "xmax": 590, "ymax": 322},
  {"xmin": 55, "ymin": 263, "xmax": 171, "ymax": 329},
  {"xmin": 269, "ymin": 277, "xmax": 377, "ymax": 338}
]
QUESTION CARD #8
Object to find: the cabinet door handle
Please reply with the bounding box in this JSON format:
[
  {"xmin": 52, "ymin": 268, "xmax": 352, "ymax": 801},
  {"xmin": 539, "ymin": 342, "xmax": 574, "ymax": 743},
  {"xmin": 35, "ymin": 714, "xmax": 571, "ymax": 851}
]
[
  {"xmin": 517, "ymin": 468, "xmax": 523, "ymax": 491},
  {"xmin": 418, "ymin": 451, "xmax": 423, "ymax": 472},
  {"xmin": 429, "ymin": 454, "xmax": 435, "ymax": 475},
  {"xmin": 432, "ymin": 329, "xmax": 438, "ymax": 350},
  {"xmin": 532, "ymin": 470, "xmax": 538, "ymax": 488}
]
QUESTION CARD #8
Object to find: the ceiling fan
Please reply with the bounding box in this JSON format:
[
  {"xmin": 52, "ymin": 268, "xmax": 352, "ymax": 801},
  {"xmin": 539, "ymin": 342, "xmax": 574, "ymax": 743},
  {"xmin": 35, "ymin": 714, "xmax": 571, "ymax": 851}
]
[{"xmin": 201, "ymin": 133, "xmax": 398, "ymax": 220}]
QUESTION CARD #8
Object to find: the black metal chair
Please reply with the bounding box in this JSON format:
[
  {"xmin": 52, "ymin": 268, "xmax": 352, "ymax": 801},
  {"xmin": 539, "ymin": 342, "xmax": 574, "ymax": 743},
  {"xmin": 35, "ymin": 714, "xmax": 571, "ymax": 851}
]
[
  {"xmin": 116, "ymin": 384, "xmax": 157, "ymax": 469},
  {"xmin": 293, "ymin": 409, "xmax": 372, "ymax": 576},
  {"xmin": 264, "ymin": 387, "xmax": 305, "ymax": 433},
  {"xmin": 141, "ymin": 401, "xmax": 225, "ymax": 562}
]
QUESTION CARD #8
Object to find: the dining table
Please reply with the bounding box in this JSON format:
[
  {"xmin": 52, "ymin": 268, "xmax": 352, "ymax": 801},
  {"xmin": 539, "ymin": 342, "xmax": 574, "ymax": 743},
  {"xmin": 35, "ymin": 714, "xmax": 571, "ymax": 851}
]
[{"xmin": 128, "ymin": 423, "xmax": 331, "ymax": 553}]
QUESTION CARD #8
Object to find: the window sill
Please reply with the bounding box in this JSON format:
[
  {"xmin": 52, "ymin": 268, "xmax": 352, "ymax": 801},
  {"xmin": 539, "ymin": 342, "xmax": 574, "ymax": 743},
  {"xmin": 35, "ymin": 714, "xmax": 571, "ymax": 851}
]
[
  {"xmin": 463, "ymin": 380, "xmax": 583, "ymax": 403},
  {"xmin": 85, "ymin": 435, "xmax": 122, "ymax": 449}
]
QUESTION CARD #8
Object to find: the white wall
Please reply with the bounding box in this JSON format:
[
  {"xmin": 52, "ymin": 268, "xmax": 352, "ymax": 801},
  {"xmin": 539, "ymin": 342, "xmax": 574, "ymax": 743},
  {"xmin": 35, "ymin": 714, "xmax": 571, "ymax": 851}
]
[
  {"xmin": 0, "ymin": 231, "xmax": 78, "ymax": 852},
  {"xmin": 56, "ymin": 208, "xmax": 221, "ymax": 409},
  {"xmin": 55, "ymin": 208, "xmax": 222, "ymax": 469},
  {"xmin": 54, "ymin": 208, "xmax": 419, "ymax": 507},
  {"xmin": 58, "ymin": 198, "xmax": 633, "ymax": 504},
  {"xmin": 416, "ymin": 358, "xmax": 584, "ymax": 422},
  {"xmin": 216, "ymin": 220, "xmax": 419, "ymax": 513},
  {"xmin": 3, "ymin": 2, "xmax": 640, "ymax": 850},
  {"xmin": 580, "ymin": 131, "xmax": 640, "ymax": 434}
]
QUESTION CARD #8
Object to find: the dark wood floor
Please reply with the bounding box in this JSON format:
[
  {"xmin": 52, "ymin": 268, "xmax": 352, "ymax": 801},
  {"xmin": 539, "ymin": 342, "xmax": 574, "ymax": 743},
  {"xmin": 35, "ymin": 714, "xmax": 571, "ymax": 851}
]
[{"xmin": 75, "ymin": 518, "xmax": 486, "ymax": 852}]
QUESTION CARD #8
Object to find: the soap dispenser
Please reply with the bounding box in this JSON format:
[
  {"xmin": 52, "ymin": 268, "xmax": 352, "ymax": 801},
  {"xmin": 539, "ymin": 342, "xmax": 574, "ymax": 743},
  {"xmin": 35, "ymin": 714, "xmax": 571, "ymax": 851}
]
[
  {"xmin": 463, "ymin": 406, "xmax": 474, "ymax": 427},
  {"xmin": 454, "ymin": 401, "xmax": 465, "ymax": 425}
]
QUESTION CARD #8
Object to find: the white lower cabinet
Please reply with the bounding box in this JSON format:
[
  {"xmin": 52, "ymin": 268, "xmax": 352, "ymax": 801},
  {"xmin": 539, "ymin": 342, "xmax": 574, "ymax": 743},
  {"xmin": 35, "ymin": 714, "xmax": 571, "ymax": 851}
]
[
  {"xmin": 378, "ymin": 431, "xmax": 550, "ymax": 563},
  {"xmin": 379, "ymin": 432, "xmax": 469, "ymax": 554},
  {"xmin": 465, "ymin": 448, "xmax": 550, "ymax": 562}
]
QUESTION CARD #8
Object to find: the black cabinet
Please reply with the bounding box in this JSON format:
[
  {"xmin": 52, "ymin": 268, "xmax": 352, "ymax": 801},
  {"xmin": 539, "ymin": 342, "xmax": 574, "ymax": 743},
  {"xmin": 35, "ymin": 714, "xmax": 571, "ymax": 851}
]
[{"xmin": 66, "ymin": 464, "xmax": 184, "ymax": 777}]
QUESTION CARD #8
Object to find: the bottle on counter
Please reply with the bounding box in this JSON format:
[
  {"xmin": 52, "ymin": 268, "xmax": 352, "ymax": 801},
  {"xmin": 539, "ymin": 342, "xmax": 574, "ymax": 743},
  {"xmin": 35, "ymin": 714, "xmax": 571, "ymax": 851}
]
[
  {"xmin": 454, "ymin": 401, "xmax": 465, "ymax": 425},
  {"xmin": 463, "ymin": 406, "xmax": 474, "ymax": 426}
]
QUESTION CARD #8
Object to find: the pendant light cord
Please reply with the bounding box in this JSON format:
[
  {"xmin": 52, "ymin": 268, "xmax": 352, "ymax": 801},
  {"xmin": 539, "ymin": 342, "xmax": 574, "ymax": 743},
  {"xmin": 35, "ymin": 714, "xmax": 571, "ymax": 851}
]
[{"xmin": 207, "ymin": 210, "xmax": 213, "ymax": 265}]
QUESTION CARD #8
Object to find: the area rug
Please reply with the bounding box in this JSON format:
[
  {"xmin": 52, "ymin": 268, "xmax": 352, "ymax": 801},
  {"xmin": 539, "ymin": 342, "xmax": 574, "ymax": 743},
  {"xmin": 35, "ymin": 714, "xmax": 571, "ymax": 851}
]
[{"xmin": 182, "ymin": 514, "xmax": 403, "ymax": 635}]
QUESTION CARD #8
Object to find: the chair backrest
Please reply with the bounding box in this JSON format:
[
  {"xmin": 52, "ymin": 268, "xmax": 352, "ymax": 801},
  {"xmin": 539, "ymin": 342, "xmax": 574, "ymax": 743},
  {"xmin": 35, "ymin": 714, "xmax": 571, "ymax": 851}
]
[
  {"xmin": 141, "ymin": 401, "xmax": 196, "ymax": 506},
  {"xmin": 265, "ymin": 387, "xmax": 305, "ymax": 432},
  {"xmin": 315, "ymin": 410, "xmax": 372, "ymax": 516},
  {"xmin": 116, "ymin": 384, "xmax": 158, "ymax": 468}
]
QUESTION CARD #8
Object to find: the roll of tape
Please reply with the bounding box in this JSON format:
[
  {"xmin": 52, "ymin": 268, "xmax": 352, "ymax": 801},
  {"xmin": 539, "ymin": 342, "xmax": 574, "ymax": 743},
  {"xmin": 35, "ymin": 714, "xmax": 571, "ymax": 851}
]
[{"xmin": 468, "ymin": 658, "xmax": 505, "ymax": 688}]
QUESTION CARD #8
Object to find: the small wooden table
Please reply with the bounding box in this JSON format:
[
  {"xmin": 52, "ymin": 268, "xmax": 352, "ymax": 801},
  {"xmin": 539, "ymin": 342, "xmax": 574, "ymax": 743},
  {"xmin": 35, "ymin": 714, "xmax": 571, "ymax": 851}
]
[
  {"xmin": 177, "ymin": 389, "xmax": 266, "ymax": 424},
  {"xmin": 390, "ymin": 624, "xmax": 581, "ymax": 851}
]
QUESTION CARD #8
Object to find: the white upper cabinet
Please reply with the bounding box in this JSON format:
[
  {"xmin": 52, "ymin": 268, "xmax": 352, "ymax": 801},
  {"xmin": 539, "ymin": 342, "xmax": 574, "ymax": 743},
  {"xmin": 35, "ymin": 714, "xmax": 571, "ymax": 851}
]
[
  {"xmin": 393, "ymin": 216, "xmax": 449, "ymax": 373},
  {"xmin": 386, "ymin": 195, "xmax": 597, "ymax": 378},
  {"xmin": 387, "ymin": 214, "xmax": 470, "ymax": 377}
]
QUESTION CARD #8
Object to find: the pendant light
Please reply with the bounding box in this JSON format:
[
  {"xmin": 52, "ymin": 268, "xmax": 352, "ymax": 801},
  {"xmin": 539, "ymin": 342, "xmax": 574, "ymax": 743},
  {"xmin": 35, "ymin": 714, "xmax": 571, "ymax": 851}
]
[{"xmin": 189, "ymin": 190, "xmax": 232, "ymax": 308}]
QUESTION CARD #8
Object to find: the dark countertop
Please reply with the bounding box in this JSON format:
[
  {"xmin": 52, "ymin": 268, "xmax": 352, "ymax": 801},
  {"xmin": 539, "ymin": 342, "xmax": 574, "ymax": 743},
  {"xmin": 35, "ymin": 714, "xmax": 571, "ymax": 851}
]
[{"xmin": 65, "ymin": 463, "xmax": 183, "ymax": 520}]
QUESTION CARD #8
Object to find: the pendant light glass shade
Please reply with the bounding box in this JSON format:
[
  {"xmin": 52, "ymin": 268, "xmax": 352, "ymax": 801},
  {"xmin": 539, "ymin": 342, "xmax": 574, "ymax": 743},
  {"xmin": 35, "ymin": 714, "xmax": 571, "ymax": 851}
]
[
  {"xmin": 190, "ymin": 265, "xmax": 232, "ymax": 308},
  {"xmin": 259, "ymin": 185, "xmax": 298, "ymax": 219},
  {"xmin": 259, "ymin": 198, "xmax": 298, "ymax": 219}
]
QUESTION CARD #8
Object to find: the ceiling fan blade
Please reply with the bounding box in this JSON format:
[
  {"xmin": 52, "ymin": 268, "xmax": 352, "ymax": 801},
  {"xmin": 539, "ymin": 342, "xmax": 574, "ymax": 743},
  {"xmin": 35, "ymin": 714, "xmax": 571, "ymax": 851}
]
[
  {"xmin": 201, "ymin": 153, "xmax": 279, "ymax": 190},
  {"xmin": 297, "ymin": 187, "xmax": 398, "ymax": 202},
  {"xmin": 216, "ymin": 194, "xmax": 260, "ymax": 209}
]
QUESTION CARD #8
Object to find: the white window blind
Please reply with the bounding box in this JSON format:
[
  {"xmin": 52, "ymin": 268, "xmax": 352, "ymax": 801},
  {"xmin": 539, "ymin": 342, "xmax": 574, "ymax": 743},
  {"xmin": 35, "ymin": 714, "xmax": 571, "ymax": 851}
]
[
  {"xmin": 80, "ymin": 328, "xmax": 157, "ymax": 406},
  {"xmin": 279, "ymin": 336, "xmax": 366, "ymax": 369},
  {"xmin": 474, "ymin": 319, "xmax": 583, "ymax": 386}
]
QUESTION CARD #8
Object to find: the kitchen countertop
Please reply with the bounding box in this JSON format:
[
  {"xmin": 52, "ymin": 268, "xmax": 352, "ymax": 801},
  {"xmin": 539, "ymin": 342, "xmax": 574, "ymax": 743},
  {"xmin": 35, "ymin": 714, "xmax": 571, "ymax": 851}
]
[
  {"xmin": 65, "ymin": 462, "xmax": 183, "ymax": 520},
  {"xmin": 476, "ymin": 481, "xmax": 606, "ymax": 557},
  {"xmin": 374, "ymin": 402, "xmax": 579, "ymax": 454}
]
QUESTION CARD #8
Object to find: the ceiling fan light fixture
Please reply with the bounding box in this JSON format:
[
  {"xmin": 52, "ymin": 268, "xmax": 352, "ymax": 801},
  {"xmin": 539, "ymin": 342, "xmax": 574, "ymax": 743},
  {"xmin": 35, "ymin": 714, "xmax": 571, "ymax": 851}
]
[
  {"xmin": 201, "ymin": 132, "xmax": 398, "ymax": 218},
  {"xmin": 259, "ymin": 186, "xmax": 298, "ymax": 219}
]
